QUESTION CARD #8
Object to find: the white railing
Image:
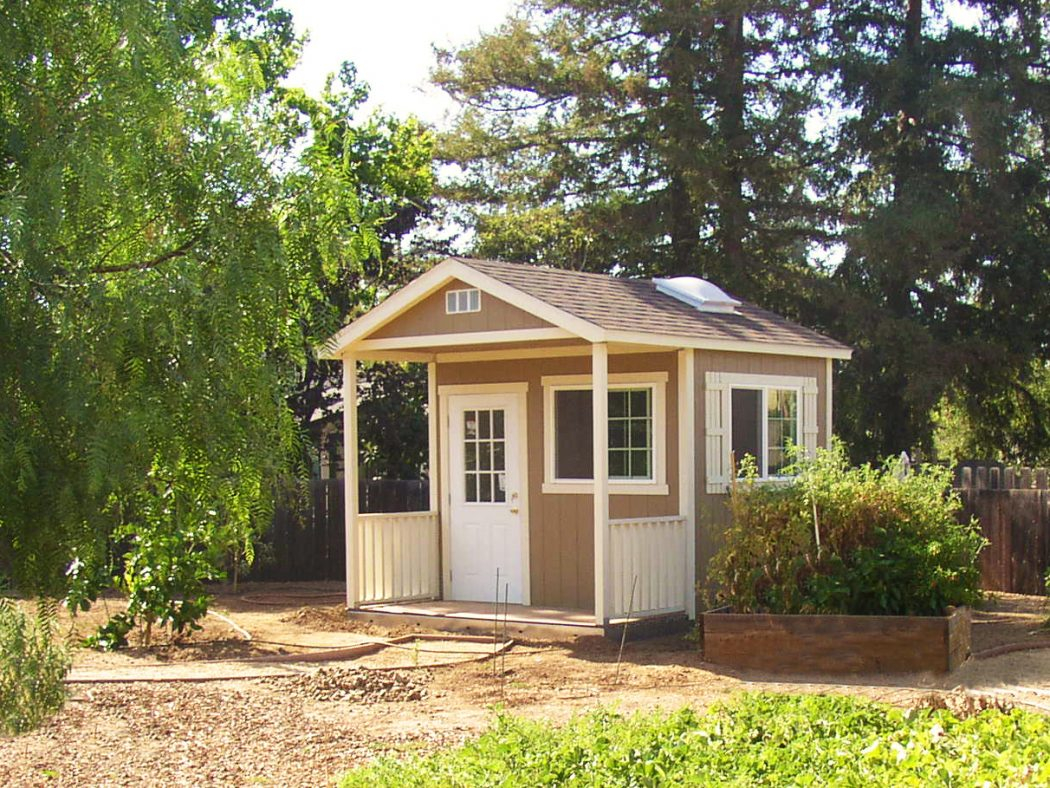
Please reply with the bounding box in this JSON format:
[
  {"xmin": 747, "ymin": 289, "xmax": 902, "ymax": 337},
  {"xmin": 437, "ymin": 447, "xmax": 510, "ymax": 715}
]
[
  {"xmin": 356, "ymin": 511, "xmax": 440, "ymax": 604},
  {"xmin": 609, "ymin": 515, "xmax": 688, "ymax": 618}
]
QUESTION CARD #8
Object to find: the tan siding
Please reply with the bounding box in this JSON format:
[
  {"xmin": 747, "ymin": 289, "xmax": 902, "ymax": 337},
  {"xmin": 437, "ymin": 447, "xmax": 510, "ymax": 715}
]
[
  {"xmin": 437, "ymin": 351, "xmax": 678, "ymax": 610},
  {"xmin": 371, "ymin": 279, "xmax": 552, "ymax": 338},
  {"xmin": 692, "ymin": 351, "xmax": 830, "ymax": 595}
]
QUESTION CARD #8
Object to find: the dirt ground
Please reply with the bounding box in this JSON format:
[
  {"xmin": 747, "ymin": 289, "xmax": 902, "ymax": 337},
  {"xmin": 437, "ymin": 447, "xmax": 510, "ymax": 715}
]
[{"xmin": 2, "ymin": 584, "xmax": 1049, "ymax": 787}]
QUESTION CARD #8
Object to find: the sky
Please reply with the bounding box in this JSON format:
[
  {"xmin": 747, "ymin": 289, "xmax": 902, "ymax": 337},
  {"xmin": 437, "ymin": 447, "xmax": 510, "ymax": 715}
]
[{"xmin": 277, "ymin": 0, "xmax": 519, "ymax": 126}]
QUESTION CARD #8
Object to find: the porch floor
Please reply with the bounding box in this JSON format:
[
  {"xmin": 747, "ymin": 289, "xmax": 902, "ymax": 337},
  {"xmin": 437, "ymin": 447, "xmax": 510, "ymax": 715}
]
[{"xmin": 348, "ymin": 599, "xmax": 601, "ymax": 641}]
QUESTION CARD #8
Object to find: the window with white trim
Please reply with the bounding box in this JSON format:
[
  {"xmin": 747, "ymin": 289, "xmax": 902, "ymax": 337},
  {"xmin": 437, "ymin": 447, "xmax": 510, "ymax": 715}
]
[
  {"xmin": 730, "ymin": 386, "xmax": 799, "ymax": 477},
  {"xmin": 543, "ymin": 372, "xmax": 668, "ymax": 495},
  {"xmin": 705, "ymin": 371, "xmax": 818, "ymax": 493},
  {"xmin": 445, "ymin": 288, "xmax": 480, "ymax": 314}
]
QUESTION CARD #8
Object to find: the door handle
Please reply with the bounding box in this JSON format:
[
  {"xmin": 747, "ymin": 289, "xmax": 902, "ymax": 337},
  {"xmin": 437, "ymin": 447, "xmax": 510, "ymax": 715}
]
[{"xmin": 510, "ymin": 491, "xmax": 519, "ymax": 513}]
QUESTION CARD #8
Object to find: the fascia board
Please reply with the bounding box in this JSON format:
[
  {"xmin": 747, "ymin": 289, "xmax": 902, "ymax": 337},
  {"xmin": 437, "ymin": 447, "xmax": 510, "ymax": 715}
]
[{"xmin": 603, "ymin": 329, "xmax": 853, "ymax": 360}]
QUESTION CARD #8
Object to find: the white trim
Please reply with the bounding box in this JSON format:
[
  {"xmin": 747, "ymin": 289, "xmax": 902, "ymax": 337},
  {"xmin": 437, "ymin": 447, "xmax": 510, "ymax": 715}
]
[
  {"xmin": 445, "ymin": 288, "xmax": 481, "ymax": 314},
  {"xmin": 542, "ymin": 372, "xmax": 668, "ymax": 495},
  {"xmin": 439, "ymin": 382, "xmax": 529, "ymax": 397},
  {"xmin": 704, "ymin": 371, "xmax": 818, "ymax": 493},
  {"xmin": 541, "ymin": 482, "xmax": 669, "ymax": 496},
  {"xmin": 343, "ymin": 355, "xmax": 359, "ymax": 608},
  {"xmin": 677, "ymin": 349, "xmax": 696, "ymax": 619},
  {"xmin": 592, "ymin": 344, "xmax": 609, "ymax": 626},
  {"xmin": 541, "ymin": 371, "xmax": 669, "ymax": 387},
  {"xmin": 356, "ymin": 327, "xmax": 574, "ymax": 351},
  {"xmin": 825, "ymin": 357, "xmax": 834, "ymax": 445},
  {"xmin": 435, "ymin": 344, "xmax": 657, "ymax": 363},
  {"xmin": 355, "ymin": 351, "xmax": 436, "ymax": 363},
  {"xmin": 438, "ymin": 383, "xmax": 531, "ymax": 605},
  {"xmin": 427, "ymin": 362, "xmax": 439, "ymax": 513},
  {"xmin": 604, "ymin": 328, "xmax": 852, "ymax": 360}
]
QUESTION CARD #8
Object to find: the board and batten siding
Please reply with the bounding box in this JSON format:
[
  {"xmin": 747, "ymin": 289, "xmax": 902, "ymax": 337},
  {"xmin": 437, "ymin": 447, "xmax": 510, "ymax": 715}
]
[
  {"xmin": 370, "ymin": 279, "xmax": 553, "ymax": 338},
  {"xmin": 692, "ymin": 350, "xmax": 830, "ymax": 593},
  {"xmin": 437, "ymin": 352, "xmax": 679, "ymax": 611}
]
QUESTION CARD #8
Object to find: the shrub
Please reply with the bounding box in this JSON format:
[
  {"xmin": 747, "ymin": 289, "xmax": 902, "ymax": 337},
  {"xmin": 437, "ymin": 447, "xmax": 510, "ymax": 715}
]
[
  {"xmin": 339, "ymin": 693, "xmax": 1050, "ymax": 786},
  {"xmin": 0, "ymin": 598, "xmax": 71, "ymax": 734},
  {"xmin": 709, "ymin": 442, "xmax": 985, "ymax": 616}
]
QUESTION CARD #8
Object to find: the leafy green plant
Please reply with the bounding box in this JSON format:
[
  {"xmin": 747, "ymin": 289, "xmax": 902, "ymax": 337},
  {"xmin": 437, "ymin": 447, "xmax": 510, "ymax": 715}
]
[
  {"xmin": 340, "ymin": 693, "xmax": 1050, "ymax": 786},
  {"xmin": 710, "ymin": 442, "xmax": 986, "ymax": 616},
  {"xmin": 0, "ymin": 599, "xmax": 71, "ymax": 734}
]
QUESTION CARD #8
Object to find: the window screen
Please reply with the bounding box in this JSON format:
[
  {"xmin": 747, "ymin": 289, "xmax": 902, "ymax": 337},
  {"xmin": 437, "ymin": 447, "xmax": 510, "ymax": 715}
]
[
  {"xmin": 553, "ymin": 387, "xmax": 654, "ymax": 481},
  {"xmin": 731, "ymin": 388, "xmax": 761, "ymax": 474}
]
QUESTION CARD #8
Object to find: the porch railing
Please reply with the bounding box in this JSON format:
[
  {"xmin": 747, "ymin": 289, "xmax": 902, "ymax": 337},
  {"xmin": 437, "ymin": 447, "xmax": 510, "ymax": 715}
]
[
  {"xmin": 609, "ymin": 515, "xmax": 688, "ymax": 618},
  {"xmin": 356, "ymin": 511, "xmax": 440, "ymax": 604}
]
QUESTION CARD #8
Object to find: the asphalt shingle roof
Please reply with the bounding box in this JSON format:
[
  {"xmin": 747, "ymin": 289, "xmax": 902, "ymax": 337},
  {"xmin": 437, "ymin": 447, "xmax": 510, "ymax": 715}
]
[{"xmin": 456, "ymin": 257, "xmax": 849, "ymax": 354}]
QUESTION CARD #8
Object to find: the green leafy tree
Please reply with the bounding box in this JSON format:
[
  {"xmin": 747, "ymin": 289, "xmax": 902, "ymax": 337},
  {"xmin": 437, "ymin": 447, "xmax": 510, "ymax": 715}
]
[
  {"xmin": 433, "ymin": 0, "xmax": 830, "ymax": 316},
  {"xmin": 0, "ymin": 0, "xmax": 424, "ymax": 640},
  {"xmin": 824, "ymin": 0, "xmax": 1050, "ymax": 459},
  {"xmin": 281, "ymin": 66, "xmax": 434, "ymax": 482}
]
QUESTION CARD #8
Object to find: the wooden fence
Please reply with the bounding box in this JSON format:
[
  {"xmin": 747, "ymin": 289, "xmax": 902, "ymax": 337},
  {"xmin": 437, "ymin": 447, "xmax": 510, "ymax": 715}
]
[
  {"xmin": 249, "ymin": 479, "xmax": 430, "ymax": 582},
  {"xmin": 956, "ymin": 465, "xmax": 1050, "ymax": 595}
]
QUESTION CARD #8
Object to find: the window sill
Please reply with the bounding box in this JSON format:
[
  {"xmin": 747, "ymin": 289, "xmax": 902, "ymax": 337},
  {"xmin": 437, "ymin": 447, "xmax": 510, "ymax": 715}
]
[{"xmin": 542, "ymin": 481, "xmax": 670, "ymax": 496}]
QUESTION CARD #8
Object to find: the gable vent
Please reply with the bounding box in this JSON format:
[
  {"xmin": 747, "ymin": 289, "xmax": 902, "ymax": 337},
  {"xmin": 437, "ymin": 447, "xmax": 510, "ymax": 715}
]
[{"xmin": 653, "ymin": 276, "xmax": 741, "ymax": 314}]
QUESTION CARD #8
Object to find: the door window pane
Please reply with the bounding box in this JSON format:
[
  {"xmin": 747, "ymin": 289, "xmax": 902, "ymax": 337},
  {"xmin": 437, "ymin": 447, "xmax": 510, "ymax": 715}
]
[{"xmin": 463, "ymin": 407, "xmax": 506, "ymax": 503}]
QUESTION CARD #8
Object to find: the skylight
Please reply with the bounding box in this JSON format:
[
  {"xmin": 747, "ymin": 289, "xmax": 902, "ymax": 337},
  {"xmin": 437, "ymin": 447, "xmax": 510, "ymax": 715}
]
[{"xmin": 653, "ymin": 277, "xmax": 741, "ymax": 314}]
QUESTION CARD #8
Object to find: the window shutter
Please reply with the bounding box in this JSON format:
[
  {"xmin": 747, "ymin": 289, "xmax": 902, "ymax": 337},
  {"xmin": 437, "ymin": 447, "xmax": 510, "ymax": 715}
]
[
  {"xmin": 705, "ymin": 372, "xmax": 729, "ymax": 493},
  {"xmin": 802, "ymin": 378, "xmax": 819, "ymax": 458}
]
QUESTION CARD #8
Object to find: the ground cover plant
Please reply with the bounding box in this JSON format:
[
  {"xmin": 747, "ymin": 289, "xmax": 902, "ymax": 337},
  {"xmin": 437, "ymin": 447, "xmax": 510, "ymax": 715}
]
[
  {"xmin": 710, "ymin": 444, "xmax": 985, "ymax": 616},
  {"xmin": 0, "ymin": 599, "xmax": 70, "ymax": 734},
  {"xmin": 339, "ymin": 693, "xmax": 1050, "ymax": 786}
]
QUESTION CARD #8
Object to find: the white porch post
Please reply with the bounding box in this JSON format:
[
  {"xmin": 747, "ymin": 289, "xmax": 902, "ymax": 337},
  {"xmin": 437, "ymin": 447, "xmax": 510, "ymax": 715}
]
[
  {"xmin": 343, "ymin": 353, "xmax": 360, "ymax": 609},
  {"xmin": 592, "ymin": 343, "xmax": 609, "ymax": 625},
  {"xmin": 427, "ymin": 361, "xmax": 439, "ymax": 513},
  {"xmin": 678, "ymin": 349, "xmax": 697, "ymax": 618}
]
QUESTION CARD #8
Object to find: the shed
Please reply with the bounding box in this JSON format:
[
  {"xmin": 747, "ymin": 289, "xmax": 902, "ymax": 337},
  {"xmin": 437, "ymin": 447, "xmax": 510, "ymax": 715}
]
[{"xmin": 321, "ymin": 257, "xmax": 851, "ymax": 634}]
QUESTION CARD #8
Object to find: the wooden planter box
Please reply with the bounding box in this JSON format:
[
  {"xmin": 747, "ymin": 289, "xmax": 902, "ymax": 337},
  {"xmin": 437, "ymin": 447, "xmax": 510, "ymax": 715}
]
[{"xmin": 701, "ymin": 606, "xmax": 971, "ymax": 674}]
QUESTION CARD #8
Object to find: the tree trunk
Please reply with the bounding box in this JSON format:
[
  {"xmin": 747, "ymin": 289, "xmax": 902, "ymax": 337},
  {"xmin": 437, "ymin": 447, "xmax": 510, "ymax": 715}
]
[{"xmin": 717, "ymin": 12, "xmax": 747, "ymax": 293}]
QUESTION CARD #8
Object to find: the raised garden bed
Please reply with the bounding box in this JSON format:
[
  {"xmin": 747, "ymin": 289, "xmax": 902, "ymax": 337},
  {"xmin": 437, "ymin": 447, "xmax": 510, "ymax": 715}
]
[{"xmin": 701, "ymin": 606, "xmax": 971, "ymax": 674}]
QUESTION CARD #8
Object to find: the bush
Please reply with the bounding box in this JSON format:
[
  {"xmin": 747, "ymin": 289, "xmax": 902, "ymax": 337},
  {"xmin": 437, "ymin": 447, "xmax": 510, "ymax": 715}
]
[
  {"xmin": 339, "ymin": 693, "xmax": 1050, "ymax": 786},
  {"xmin": 710, "ymin": 443, "xmax": 985, "ymax": 616},
  {"xmin": 0, "ymin": 598, "xmax": 71, "ymax": 734}
]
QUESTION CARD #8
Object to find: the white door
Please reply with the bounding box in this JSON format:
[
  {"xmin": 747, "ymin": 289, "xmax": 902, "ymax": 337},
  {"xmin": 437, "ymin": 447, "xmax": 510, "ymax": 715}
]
[{"xmin": 447, "ymin": 392, "xmax": 526, "ymax": 603}]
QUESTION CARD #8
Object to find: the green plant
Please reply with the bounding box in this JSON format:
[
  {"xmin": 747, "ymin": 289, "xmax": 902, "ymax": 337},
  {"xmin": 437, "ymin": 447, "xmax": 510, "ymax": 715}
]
[
  {"xmin": 710, "ymin": 442, "xmax": 986, "ymax": 616},
  {"xmin": 0, "ymin": 599, "xmax": 71, "ymax": 734},
  {"xmin": 339, "ymin": 693, "xmax": 1050, "ymax": 786}
]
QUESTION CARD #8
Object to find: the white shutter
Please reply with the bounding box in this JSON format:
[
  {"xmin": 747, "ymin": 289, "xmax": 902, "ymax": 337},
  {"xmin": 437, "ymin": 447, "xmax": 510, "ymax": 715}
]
[
  {"xmin": 705, "ymin": 372, "xmax": 729, "ymax": 493},
  {"xmin": 802, "ymin": 378, "xmax": 819, "ymax": 458}
]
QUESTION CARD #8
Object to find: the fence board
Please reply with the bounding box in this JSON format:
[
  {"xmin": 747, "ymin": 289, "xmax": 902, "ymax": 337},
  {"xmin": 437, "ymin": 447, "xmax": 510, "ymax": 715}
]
[{"xmin": 249, "ymin": 479, "xmax": 429, "ymax": 582}]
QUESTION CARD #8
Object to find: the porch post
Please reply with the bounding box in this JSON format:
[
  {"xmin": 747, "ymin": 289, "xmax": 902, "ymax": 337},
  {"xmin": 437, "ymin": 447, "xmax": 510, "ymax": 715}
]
[
  {"xmin": 427, "ymin": 361, "xmax": 439, "ymax": 513},
  {"xmin": 678, "ymin": 349, "xmax": 697, "ymax": 618},
  {"xmin": 592, "ymin": 342, "xmax": 609, "ymax": 625},
  {"xmin": 343, "ymin": 353, "xmax": 359, "ymax": 609}
]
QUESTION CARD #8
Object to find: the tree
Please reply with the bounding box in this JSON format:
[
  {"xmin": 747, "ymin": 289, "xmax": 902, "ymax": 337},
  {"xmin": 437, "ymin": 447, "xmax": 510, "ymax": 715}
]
[
  {"xmin": 281, "ymin": 66, "xmax": 434, "ymax": 482},
  {"xmin": 0, "ymin": 0, "xmax": 425, "ymax": 642},
  {"xmin": 433, "ymin": 0, "xmax": 830, "ymax": 316},
  {"xmin": 824, "ymin": 0, "xmax": 1050, "ymax": 459}
]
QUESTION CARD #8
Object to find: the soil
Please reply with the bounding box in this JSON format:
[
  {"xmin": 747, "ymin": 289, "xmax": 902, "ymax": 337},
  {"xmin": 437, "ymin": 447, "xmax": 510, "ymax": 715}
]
[{"xmin": 2, "ymin": 586, "xmax": 1049, "ymax": 787}]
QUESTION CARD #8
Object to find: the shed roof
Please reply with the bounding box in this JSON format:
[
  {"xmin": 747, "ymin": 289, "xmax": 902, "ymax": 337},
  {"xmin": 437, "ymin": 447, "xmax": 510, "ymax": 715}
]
[
  {"xmin": 322, "ymin": 256, "xmax": 851, "ymax": 359},
  {"xmin": 456, "ymin": 258, "xmax": 850, "ymax": 355}
]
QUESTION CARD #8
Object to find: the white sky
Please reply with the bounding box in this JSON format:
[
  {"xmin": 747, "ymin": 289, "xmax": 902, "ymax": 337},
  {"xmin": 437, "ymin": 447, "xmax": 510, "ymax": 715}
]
[{"xmin": 277, "ymin": 0, "xmax": 519, "ymax": 125}]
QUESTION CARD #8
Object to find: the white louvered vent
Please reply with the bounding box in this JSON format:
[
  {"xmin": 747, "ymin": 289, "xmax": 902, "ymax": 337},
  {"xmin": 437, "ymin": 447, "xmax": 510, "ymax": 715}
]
[{"xmin": 653, "ymin": 277, "xmax": 741, "ymax": 314}]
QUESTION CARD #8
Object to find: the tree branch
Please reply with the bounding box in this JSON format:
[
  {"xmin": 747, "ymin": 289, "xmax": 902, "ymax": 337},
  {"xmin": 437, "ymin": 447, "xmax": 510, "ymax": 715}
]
[{"xmin": 92, "ymin": 235, "xmax": 200, "ymax": 275}]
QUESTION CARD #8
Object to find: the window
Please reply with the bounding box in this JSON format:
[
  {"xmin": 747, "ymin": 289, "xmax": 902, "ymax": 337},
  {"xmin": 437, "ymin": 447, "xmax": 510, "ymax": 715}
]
[
  {"xmin": 552, "ymin": 388, "xmax": 653, "ymax": 481},
  {"xmin": 705, "ymin": 372, "xmax": 818, "ymax": 493},
  {"xmin": 445, "ymin": 288, "xmax": 480, "ymax": 314},
  {"xmin": 542, "ymin": 372, "xmax": 668, "ymax": 495},
  {"xmin": 730, "ymin": 387, "xmax": 798, "ymax": 477},
  {"xmin": 463, "ymin": 408, "xmax": 506, "ymax": 503}
]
